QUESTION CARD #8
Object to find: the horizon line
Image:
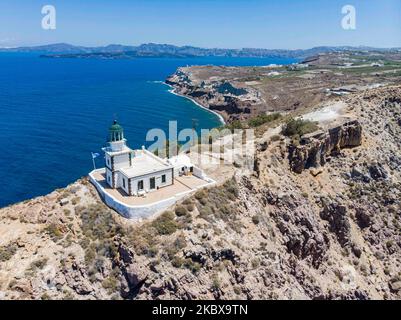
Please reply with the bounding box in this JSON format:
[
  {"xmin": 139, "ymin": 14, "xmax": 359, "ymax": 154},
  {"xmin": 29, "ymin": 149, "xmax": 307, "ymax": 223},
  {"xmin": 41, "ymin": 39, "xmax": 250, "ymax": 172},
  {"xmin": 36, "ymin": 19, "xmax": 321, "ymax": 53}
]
[{"xmin": 2, "ymin": 42, "xmax": 401, "ymax": 51}]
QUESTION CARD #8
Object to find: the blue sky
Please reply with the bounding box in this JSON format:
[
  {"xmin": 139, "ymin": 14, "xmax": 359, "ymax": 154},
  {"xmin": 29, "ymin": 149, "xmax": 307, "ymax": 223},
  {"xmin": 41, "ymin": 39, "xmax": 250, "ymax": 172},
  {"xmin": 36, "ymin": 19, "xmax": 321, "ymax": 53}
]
[{"xmin": 0, "ymin": 0, "xmax": 400, "ymax": 49}]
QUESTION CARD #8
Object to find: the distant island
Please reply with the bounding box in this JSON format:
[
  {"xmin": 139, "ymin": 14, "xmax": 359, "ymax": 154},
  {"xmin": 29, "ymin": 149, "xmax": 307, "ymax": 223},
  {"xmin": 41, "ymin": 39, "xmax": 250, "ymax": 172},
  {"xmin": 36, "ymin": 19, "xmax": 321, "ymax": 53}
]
[{"xmin": 1, "ymin": 42, "xmax": 400, "ymax": 59}]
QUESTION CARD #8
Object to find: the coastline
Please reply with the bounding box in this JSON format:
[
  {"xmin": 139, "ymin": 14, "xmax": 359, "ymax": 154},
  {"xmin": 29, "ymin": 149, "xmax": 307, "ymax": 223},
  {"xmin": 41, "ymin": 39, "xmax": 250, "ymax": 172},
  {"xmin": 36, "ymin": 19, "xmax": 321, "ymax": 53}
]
[{"xmin": 162, "ymin": 82, "xmax": 226, "ymax": 126}]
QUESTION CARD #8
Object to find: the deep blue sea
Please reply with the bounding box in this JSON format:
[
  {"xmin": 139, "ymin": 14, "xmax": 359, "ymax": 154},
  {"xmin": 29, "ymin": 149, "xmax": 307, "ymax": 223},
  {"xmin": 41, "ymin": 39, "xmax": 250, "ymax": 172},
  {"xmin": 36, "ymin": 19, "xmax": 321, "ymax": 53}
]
[{"xmin": 0, "ymin": 53, "xmax": 296, "ymax": 207}]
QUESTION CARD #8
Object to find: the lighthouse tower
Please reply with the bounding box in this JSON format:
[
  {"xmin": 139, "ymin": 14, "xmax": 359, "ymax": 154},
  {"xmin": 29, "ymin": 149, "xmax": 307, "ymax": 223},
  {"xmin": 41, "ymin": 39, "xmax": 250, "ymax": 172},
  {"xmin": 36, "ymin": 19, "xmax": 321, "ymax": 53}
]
[{"xmin": 103, "ymin": 120, "xmax": 132, "ymax": 188}]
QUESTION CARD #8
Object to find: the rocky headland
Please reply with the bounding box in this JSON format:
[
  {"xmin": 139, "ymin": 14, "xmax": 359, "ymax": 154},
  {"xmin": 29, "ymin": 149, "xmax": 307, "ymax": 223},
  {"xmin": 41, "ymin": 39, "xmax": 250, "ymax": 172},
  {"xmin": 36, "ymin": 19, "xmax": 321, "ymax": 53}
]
[
  {"xmin": 0, "ymin": 84, "xmax": 400, "ymax": 300},
  {"xmin": 166, "ymin": 51, "xmax": 401, "ymax": 123}
]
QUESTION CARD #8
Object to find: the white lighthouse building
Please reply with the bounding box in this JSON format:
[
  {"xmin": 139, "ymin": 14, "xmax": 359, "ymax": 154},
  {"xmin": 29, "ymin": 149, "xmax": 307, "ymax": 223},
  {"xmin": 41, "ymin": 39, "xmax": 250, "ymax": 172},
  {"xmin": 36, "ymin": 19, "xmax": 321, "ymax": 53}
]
[
  {"xmin": 89, "ymin": 120, "xmax": 216, "ymax": 219},
  {"xmin": 102, "ymin": 120, "xmax": 175, "ymax": 196}
]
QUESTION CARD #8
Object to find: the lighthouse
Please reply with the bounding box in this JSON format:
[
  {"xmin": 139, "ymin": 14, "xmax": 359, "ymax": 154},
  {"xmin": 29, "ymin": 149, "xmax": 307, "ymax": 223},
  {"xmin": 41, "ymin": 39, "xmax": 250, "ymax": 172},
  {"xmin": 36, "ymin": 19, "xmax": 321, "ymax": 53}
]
[
  {"xmin": 102, "ymin": 120, "xmax": 133, "ymax": 188},
  {"xmin": 89, "ymin": 119, "xmax": 214, "ymax": 218}
]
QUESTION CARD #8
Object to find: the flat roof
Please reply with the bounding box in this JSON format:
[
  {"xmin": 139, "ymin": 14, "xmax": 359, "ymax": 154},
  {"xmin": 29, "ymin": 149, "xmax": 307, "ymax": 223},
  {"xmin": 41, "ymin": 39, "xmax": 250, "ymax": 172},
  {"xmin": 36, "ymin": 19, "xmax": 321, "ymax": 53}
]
[{"xmin": 119, "ymin": 151, "xmax": 173, "ymax": 178}]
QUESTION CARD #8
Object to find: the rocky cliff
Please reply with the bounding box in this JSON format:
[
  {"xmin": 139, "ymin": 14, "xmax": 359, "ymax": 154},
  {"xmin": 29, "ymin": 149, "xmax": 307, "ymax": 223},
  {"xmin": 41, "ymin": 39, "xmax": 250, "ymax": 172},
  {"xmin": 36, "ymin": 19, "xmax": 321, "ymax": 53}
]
[
  {"xmin": 0, "ymin": 85, "xmax": 400, "ymax": 300},
  {"xmin": 289, "ymin": 120, "xmax": 363, "ymax": 173}
]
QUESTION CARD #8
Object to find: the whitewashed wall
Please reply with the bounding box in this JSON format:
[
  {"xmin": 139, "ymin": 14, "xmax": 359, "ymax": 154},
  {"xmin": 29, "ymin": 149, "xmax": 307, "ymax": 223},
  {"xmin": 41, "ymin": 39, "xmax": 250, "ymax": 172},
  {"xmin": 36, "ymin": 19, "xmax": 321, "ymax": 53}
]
[
  {"xmin": 113, "ymin": 153, "xmax": 130, "ymax": 170},
  {"xmin": 129, "ymin": 168, "xmax": 173, "ymax": 195},
  {"xmin": 193, "ymin": 166, "xmax": 207, "ymax": 179},
  {"xmin": 89, "ymin": 169, "xmax": 215, "ymax": 220},
  {"xmin": 106, "ymin": 168, "xmax": 113, "ymax": 187},
  {"xmin": 117, "ymin": 172, "xmax": 129, "ymax": 194},
  {"xmin": 105, "ymin": 154, "xmax": 112, "ymax": 169}
]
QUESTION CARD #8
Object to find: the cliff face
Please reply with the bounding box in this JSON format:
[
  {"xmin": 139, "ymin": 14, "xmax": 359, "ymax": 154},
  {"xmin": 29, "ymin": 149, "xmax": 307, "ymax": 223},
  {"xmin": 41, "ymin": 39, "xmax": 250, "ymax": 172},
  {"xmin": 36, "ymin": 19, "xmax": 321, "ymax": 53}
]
[
  {"xmin": 289, "ymin": 120, "xmax": 363, "ymax": 174},
  {"xmin": 0, "ymin": 86, "xmax": 400, "ymax": 300}
]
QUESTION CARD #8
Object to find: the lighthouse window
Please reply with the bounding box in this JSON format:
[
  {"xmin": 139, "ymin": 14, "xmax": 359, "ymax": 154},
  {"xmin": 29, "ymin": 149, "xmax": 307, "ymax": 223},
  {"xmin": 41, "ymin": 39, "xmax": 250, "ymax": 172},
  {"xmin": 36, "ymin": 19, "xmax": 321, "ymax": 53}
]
[
  {"xmin": 161, "ymin": 174, "xmax": 166, "ymax": 183},
  {"xmin": 123, "ymin": 179, "xmax": 126, "ymax": 188},
  {"xmin": 138, "ymin": 180, "xmax": 144, "ymax": 191}
]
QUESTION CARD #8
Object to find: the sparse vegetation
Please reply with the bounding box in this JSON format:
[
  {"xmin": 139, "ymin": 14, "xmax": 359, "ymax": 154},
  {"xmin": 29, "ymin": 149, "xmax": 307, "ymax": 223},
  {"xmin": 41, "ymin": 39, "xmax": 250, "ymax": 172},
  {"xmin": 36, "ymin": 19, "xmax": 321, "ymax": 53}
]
[
  {"xmin": 211, "ymin": 274, "xmax": 221, "ymax": 291},
  {"xmin": 270, "ymin": 134, "xmax": 281, "ymax": 142},
  {"xmin": 151, "ymin": 211, "xmax": 178, "ymax": 235},
  {"xmin": 80, "ymin": 203, "xmax": 124, "ymax": 241},
  {"xmin": 248, "ymin": 113, "xmax": 282, "ymax": 127},
  {"xmin": 223, "ymin": 120, "xmax": 243, "ymax": 132},
  {"xmin": 25, "ymin": 258, "xmax": 49, "ymax": 277},
  {"xmin": 0, "ymin": 244, "xmax": 17, "ymax": 262},
  {"xmin": 45, "ymin": 223, "xmax": 64, "ymax": 242},
  {"xmin": 251, "ymin": 258, "xmax": 260, "ymax": 269},
  {"xmin": 175, "ymin": 205, "xmax": 188, "ymax": 217},
  {"xmin": 195, "ymin": 177, "xmax": 240, "ymax": 226},
  {"xmin": 165, "ymin": 233, "xmax": 187, "ymax": 260},
  {"xmin": 282, "ymin": 118, "xmax": 319, "ymax": 138},
  {"xmin": 129, "ymin": 227, "xmax": 159, "ymax": 257},
  {"xmin": 252, "ymin": 215, "xmax": 260, "ymax": 225},
  {"xmin": 183, "ymin": 259, "xmax": 201, "ymax": 274},
  {"xmin": 102, "ymin": 269, "xmax": 120, "ymax": 294},
  {"xmin": 71, "ymin": 197, "xmax": 80, "ymax": 205}
]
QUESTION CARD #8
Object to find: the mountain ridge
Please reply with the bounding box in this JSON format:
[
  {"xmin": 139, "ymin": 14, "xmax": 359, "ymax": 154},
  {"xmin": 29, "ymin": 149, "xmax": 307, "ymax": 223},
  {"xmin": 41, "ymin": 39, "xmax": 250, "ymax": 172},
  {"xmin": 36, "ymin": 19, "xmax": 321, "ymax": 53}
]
[{"xmin": 2, "ymin": 42, "xmax": 400, "ymax": 59}]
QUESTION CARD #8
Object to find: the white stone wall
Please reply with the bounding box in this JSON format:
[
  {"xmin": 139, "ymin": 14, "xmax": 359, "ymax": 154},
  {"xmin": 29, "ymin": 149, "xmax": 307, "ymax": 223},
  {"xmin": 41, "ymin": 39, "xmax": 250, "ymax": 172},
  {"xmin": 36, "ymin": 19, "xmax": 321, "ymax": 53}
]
[
  {"xmin": 117, "ymin": 172, "xmax": 129, "ymax": 194},
  {"xmin": 105, "ymin": 154, "xmax": 112, "ymax": 169},
  {"xmin": 89, "ymin": 169, "xmax": 216, "ymax": 220},
  {"xmin": 113, "ymin": 153, "xmax": 130, "ymax": 170},
  {"xmin": 129, "ymin": 168, "xmax": 173, "ymax": 196},
  {"xmin": 105, "ymin": 168, "xmax": 113, "ymax": 187},
  {"xmin": 193, "ymin": 166, "xmax": 207, "ymax": 179}
]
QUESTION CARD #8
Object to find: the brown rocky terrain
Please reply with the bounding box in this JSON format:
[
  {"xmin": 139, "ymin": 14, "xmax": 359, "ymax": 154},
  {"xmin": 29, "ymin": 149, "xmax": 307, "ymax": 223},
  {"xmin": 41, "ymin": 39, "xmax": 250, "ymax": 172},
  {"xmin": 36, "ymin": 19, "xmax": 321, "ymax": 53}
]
[
  {"xmin": 166, "ymin": 52, "xmax": 401, "ymax": 123},
  {"xmin": 0, "ymin": 85, "xmax": 400, "ymax": 300}
]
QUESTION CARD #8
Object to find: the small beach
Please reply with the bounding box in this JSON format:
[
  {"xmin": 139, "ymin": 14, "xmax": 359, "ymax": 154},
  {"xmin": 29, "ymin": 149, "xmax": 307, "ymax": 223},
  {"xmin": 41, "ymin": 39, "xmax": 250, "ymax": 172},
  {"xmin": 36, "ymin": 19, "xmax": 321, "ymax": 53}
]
[{"xmin": 163, "ymin": 82, "xmax": 226, "ymax": 125}]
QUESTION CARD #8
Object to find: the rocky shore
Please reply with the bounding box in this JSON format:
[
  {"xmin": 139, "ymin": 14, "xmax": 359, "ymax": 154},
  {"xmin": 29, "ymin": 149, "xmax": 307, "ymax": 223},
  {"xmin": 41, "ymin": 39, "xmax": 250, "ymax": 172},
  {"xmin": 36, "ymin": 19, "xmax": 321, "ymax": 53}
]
[
  {"xmin": 166, "ymin": 51, "xmax": 401, "ymax": 124},
  {"xmin": 166, "ymin": 67, "xmax": 263, "ymax": 123}
]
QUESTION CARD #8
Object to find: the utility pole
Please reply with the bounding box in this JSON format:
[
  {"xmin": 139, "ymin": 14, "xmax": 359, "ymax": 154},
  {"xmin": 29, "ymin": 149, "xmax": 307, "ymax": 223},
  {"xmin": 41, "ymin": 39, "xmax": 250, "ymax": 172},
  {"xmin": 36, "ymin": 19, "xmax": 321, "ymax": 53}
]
[{"xmin": 192, "ymin": 118, "xmax": 198, "ymax": 149}]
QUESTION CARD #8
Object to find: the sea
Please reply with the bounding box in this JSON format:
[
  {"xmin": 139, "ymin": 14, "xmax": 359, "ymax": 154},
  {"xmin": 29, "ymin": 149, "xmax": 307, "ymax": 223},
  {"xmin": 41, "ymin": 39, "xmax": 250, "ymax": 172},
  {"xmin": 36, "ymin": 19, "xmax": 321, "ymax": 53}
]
[{"xmin": 0, "ymin": 53, "xmax": 296, "ymax": 207}]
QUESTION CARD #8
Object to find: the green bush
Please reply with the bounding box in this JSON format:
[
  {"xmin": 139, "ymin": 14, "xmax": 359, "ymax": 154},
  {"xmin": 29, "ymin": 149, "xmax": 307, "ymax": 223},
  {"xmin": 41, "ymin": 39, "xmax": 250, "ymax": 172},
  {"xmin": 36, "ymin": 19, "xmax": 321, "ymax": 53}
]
[
  {"xmin": 282, "ymin": 118, "xmax": 319, "ymax": 137},
  {"xmin": 129, "ymin": 227, "xmax": 159, "ymax": 256},
  {"xmin": 171, "ymin": 256, "xmax": 185, "ymax": 268},
  {"xmin": 45, "ymin": 223, "xmax": 64, "ymax": 242},
  {"xmin": 175, "ymin": 205, "xmax": 188, "ymax": 217},
  {"xmin": 152, "ymin": 211, "xmax": 178, "ymax": 235},
  {"xmin": 195, "ymin": 177, "xmax": 240, "ymax": 224},
  {"xmin": 223, "ymin": 120, "xmax": 244, "ymax": 131},
  {"xmin": 195, "ymin": 190, "xmax": 206, "ymax": 200},
  {"xmin": 223, "ymin": 178, "xmax": 239, "ymax": 199},
  {"xmin": 251, "ymin": 258, "xmax": 260, "ymax": 269},
  {"xmin": 102, "ymin": 271, "xmax": 120, "ymax": 294},
  {"xmin": 71, "ymin": 197, "xmax": 80, "ymax": 205},
  {"xmin": 80, "ymin": 204, "xmax": 123, "ymax": 240},
  {"xmin": 41, "ymin": 293, "xmax": 51, "ymax": 300},
  {"xmin": 252, "ymin": 215, "xmax": 260, "ymax": 225},
  {"xmin": 183, "ymin": 259, "xmax": 201, "ymax": 274},
  {"xmin": 211, "ymin": 275, "xmax": 221, "ymax": 291},
  {"xmin": 165, "ymin": 234, "xmax": 187, "ymax": 260},
  {"xmin": 26, "ymin": 258, "xmax": 48, "ymax": 276},
  {"xmin": 0, "ymin": 244, "xmax": 17, "ymax": 262},
  {"xmin": 248, "ymin": 113, "xmax": 282, "ymax": 127},
  {"xmin": 270, "ymin": 135, "xmax": 281, "ymax": 142}
]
